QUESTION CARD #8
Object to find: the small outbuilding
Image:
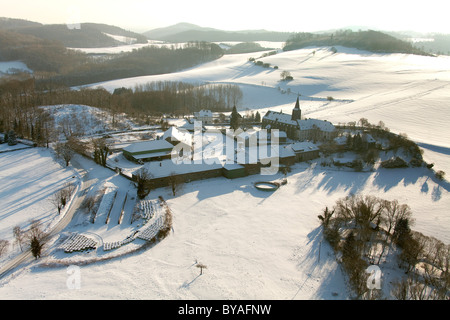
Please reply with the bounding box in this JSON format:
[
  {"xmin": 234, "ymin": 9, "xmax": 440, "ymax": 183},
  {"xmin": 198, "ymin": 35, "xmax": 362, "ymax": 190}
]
[
  {"xmin": 123, "ymin": 139, "xmax": 174, "ymax": 162},
  {"xmin": 222, "ymin": 163, "xmax": 247, "ymax": 179},
  {"xmin": 289, "ymin": 141, "xmax": 319, "ymax": 162}
]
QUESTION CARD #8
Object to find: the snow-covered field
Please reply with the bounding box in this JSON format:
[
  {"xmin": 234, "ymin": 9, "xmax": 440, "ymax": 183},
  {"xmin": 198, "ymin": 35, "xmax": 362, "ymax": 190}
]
[
  {"xmin": 0, "ymin": 147, "xmax": 79, "ymax": 259},
  {"xmin": 0, "ymin": 157, "xmax": 447, "ymax": 299},
  {"xmin": 0, "ymin": 46, "xmax": 449, "ymax": 299},
  {"xmin": 69, "ymin": 40, "xmax": 284, "ymax": 55},
  {"xmin": 0, "ymin": 61, "xmax": 32, "ymax": 76}
]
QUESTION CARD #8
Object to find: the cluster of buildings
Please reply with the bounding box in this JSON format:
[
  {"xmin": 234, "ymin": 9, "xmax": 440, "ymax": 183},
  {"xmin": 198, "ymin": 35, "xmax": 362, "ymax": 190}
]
[
  {"xmin": 262, "ymin": 97, "xmax": 336, "ymax": 141},
  {"xmin": 119, "ymin": 98, "xmax": 336, "ymax": 188}
]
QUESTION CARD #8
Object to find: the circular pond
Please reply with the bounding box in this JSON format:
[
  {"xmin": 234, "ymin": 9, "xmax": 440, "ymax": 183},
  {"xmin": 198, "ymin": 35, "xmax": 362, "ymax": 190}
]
[{"xmin": 254, "ymin": 181, "xmax": 280, "ymax": 192}]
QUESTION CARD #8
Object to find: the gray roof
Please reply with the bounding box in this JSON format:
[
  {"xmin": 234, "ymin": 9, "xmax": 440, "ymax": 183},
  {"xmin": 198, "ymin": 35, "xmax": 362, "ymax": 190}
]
[
  {"xmin": 263, "ymin": 111, "xmax": 335, "ymax": 132},
  {"xmin": 263, "ymin": 111, "xmax": 298, "ymax": 126},
  {"xmin": 123, "ymin": 139, "xmax": 174, "ymax": 154},
  {"xmin": 290, "ymin": 141, "xmax": 319, "ymax": 153},
  {"xmin": 298, "ymin": 119, "xmax": 335, "ymax": 132}
]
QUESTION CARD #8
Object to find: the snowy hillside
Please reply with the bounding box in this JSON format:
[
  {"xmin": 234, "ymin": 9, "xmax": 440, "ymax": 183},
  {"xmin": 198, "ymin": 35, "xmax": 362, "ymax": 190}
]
[
  {"xmin": 0, "ymin": 46, "xmax": 449, "ymax": 300},
  {"xmin": 90, "ymin": 46, "xmax": 450, "ymax": 173},
  {"xmin": 0, "ymin": 148, "xmax": 79, "ymax": 262}
]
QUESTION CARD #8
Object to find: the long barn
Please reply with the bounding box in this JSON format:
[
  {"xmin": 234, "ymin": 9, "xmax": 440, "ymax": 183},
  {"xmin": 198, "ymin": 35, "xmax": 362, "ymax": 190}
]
[{"xmin": 123, "ymin": 139, "xmax": 175, "ymax": 162}]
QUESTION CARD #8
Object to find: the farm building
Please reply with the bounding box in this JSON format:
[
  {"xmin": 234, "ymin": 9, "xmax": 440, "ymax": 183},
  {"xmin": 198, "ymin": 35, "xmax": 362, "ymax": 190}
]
[
  {"xmin": 262, "ymin": 97, "xmax": 336, "ymax": 141},
  {"xmin": 289, "ymin": 141, "xmax": 320, "ymax": 162},
  {"xmin": 222, "ymin": 163, "xmax": 247, "ymax": 179},
  {"xmin": 163, "ymin": 126, "xmax": 193, "ymax": 146},
  {"xmin": 123, "ymin": 139, "xmax": 175, "ymax": 162},
  {"xmin": 193, "ymin": 109, "xmax": 213, "ymax": 124}
]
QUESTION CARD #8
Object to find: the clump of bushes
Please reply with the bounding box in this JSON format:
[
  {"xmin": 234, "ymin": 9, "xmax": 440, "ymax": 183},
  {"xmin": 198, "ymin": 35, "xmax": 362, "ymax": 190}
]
[
  {"xmin": 435, "ymin": 170, "xmax": 446, "ymax": 180},
  {"xmin": 381, "ymin": 156, "xmax": 408, "ymax": 168},
  {"xmin": 319, "ymin": 194, "xmax": 450, "ymax": 300}
]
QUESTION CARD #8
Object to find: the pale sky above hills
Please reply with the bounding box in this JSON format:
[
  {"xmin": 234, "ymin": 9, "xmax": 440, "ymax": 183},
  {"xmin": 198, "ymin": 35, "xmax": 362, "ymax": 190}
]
[{"xmin": 2, "ymin": 0, "xmax": 449, "ymax": 34}]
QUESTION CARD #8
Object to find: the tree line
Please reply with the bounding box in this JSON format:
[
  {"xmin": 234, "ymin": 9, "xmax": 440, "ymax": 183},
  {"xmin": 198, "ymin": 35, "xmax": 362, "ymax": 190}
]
[
  {"xmin": 38, "ymin": 42, "xmax": 224, "ymax": 87},
  {"xmin": 0, "ymin": 77, "xmax": 242, "ymax": 146},
  {"xmin": 129, "ymin": 81, "xmax": 243, "ymax": 115}
]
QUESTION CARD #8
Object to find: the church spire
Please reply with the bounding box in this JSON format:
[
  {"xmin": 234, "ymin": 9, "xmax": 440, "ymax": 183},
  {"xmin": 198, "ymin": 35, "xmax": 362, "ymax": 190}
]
[{"xmin": 291, "ymin": 96, "xmax": 301, "ymax": 121}]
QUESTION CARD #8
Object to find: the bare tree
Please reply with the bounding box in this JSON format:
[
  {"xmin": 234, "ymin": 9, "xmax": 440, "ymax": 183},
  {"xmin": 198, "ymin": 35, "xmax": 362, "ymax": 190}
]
[
  {"xmin": 50, "ymin": 192, "xmax": 63, "ymax": 214},
  {"xmin": 55, "ymin": 142, "xmax": 74, "ymax": 167},
  {"xmin": 13, "ymin": 225, "xmax": 25, "ymax": 252},
  {"xmin": 92, "ymin": 137, "xmax": 110, "ymax": 167},
  {"xmin": 82, "ymin": 194, "xmax": 96, "ymax": 213},
  {"xmin": 168, "ymin": 172, "xmax": 183, "ymax": 196},
  {"xmin": 25, "ymin": 220, "xmax": 47, "ymax": 260},
  {"xmin": 196, "ymin": 263, "xmax": 207, "ymax": 275},
  {"xmin": 61, "ymin": 183, "xmax": 76, "ymax": 207},
  {"xmin": 0, "ymin": 239, "xmax": 9, "ymax": 257},
  {"xmin": 135, "ymin": 167, "xmax": 153, "ymax": 199},
  {"xmin": 377, "ymin": 200, "xmax": 413, "ymax": 263},
  {"xmin": 280, "ymin": 70, "xmax": 293, "ymax": 81},
  {"xmin": 334, "ymin": 195, "xmax": 384, "ymax": 237}
]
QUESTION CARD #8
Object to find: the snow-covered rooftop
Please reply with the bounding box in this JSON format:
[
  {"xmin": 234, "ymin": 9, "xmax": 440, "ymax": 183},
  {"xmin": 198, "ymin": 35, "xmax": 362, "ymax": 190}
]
[
  {"xmin": 162, "ymin": 126, "xmax": 193, "ymax": 145},
  {"xmin": 263, "ymin": 111, "xmax": 335, "ymax": 132},
  {"xmin": 194, "ymin": 110, "xmax": 213, "ymax": 118},
  {"xmin": 123, "ymin": 139, "xmax": 174, "ymax": 154},
  {"xmin": 145, "ymin": 157, "xmax": 223, "ymax": 178},
  {"xmin": 298, "ymin": 119, "xmax": 335, "ymax": 132},
  {"xmin": 290, "ymin": 141, "xmax": 319, "ymax": 153},
  {"xmin": 264, "ymin": 111, "xmax": 298, "ymax": 126}
]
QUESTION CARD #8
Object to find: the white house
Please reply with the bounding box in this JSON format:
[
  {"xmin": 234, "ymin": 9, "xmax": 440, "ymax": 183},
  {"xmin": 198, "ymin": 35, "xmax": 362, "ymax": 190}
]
[{"xmin": 193, "ymin": 110, "xmax": 213, "ymax": 124}]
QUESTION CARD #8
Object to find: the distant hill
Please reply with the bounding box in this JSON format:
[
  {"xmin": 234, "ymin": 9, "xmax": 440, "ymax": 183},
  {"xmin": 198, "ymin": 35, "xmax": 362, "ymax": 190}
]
[
  {"xmin": 283, "ymin": 29, "xmax": 431, "ymax": 56},
  {"xmin": 0, "ymin": 29, "xmax": 87, "ymax": 73},
  {"xmin": 0, "ymin": 19, "xmax": 148, "ymax": 48},
  {"xmin": 144, "ymin": 22, "xmax": 292, "ymax": 42},
  {"xmin": 0, "ymin": 17, "xmax": 42, "ymax": 29},
  {"xmin": 144, "ymin": 22, "xmax": 218, "ymax": 39},
  {"xmin": 386, "ymin": 31, "xmax": 450, "ymax": 56}
]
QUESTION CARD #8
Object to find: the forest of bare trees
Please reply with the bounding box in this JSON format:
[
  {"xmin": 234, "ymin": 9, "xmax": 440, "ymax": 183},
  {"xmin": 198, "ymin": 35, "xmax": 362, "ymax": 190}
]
[
  {"xmin": 320, "ymin": 194, "xmax": 449, "ymax": 299},
  {"xmin": 38, "ymin": 41, "xmax": 223, "ymax": 87},
  {"xmin": 0, "ymin": 77, "xmax": 242, "ymax": 147}
]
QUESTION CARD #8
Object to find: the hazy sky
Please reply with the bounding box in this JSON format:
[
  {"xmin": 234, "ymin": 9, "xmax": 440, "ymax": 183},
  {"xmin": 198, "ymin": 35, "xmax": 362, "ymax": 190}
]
[{"xmin": 2, "ymin": 0, "xmax": 450, "ymax": 34}]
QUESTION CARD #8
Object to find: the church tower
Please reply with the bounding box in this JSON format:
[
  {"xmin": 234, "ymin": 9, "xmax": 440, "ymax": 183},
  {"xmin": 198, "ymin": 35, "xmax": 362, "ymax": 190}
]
[{"xmin": 291, "ymin": 97, "xmax": 301, "ymax": 121}]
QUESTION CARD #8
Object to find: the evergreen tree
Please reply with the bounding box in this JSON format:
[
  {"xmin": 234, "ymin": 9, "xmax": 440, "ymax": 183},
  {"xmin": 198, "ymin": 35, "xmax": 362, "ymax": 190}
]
[
  {"xmin": 255, "ymin": 111, "xmax": 261, "ymax": 123},
  {"xmin": 342, "ymin": 231, "xmax": 359, "ymax": 263},
  {"xmin": 393, "ymin": 217, "xmax": 412, "ymax": 248},
  {"xmin": 7, "ymin": 130, "xmax": 17, "ymax": 146},
  {"xmin": 353, "ymin": 133, "xmax": 363, "ymax": 151},
  {"xmin": 346, "ymin": 134, "xmax": 353, "ymax": 150},
  {"xmin": 30, "ymin": 235, "xmax": 43, "ymax": 259},
  {"xmin": 230, "ymin": 105, "xmax": 240, "ymax": 131}
]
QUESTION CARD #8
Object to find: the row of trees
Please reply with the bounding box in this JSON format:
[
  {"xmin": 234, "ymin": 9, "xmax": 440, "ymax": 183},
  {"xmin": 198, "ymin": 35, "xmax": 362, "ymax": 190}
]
[
  {"xmin": 0, "ymin": 77, "xmax": 243, "ymax": 147},
  {"xmin": 334, "ymin": 118, "xmax": 429, "ymax": 170},
  {"xmin": 41, "ymin": 42, "xmax": 224, "ymax": 87},
  {"xmin": 320, "ymin": 194, "xmax": 449, "ymax": 299},
  {"xmin": 124, "ymin": 81, "xmax": 243, "ymax": 115}
]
